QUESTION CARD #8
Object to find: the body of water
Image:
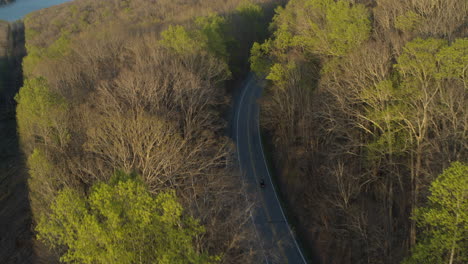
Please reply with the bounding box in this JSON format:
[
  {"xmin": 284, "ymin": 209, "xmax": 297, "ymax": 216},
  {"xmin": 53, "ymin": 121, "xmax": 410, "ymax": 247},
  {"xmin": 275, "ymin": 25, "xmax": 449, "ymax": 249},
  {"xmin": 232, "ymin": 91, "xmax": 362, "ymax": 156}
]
[{"xmin": 0, "ymin": 0, "xmax": 73, "ymax": 21}]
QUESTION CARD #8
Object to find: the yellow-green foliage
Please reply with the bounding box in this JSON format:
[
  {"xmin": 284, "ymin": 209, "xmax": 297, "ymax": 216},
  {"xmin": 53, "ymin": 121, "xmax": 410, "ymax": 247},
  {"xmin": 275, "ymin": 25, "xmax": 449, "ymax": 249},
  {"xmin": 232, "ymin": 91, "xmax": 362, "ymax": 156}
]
[
  {"xmin": 395, "ymin": 11, "xmax": 423, "ymax": 32},
  {"xmin": 307, "ymin": 0, "xmax": 370, "ymax": 56},
  {"xmin": 266, "ymin": 61, "xmax": 297, "ymax": 86},
  {"xmin": 15, "ymin": 77, "xmax": 69, "ymax": 150},
  {"xmin": 250, "ymin": 40, "xmax": 272, "ymax": 75},
  {"xmin": 236, "ymin": 0, "xmax": 263, "ymax": 18},
  {"xmin": 436, "ymin": 38, "xmax": 468, "ymax": 81},
  {"xmin": 403, "ymin": 162, "xmax": 468, "ymax": 264},
  {"xmin": 195, "ymin": 14, "xmax": 228, "ymax": 60},
  {"xmin": 359, "ymin": 36, "xmax": 468, "ymax": 170},
  {"xmin": 395, "ymin": 37, "xmax": 467, "ymax": 95},
  {"xmin": 27, "ymin": 148, "xmax": 60, "ymax": 219},
  {"xmin": 365, "ymin": 37, "xmax": 467, "ymax": 162},
  {"xmin": 37, "ymin": 172, "xmax": 218, "ymax": 264},
  {"xmin": 46, "ymin": 31, "xmax": 71, "ymax": 58},
  {"xmin": 22, "ymin": 29, "xmax": 71, "ymax": 76},
  {"xmin": 160, "ymin": 25, "xmax": 201, "ymax": 55},
  {"xmin": 395, "ymin": 38, "xmax": 448, "ymax": 81},
  {"xmin": 275, "ymin": 0, "xmax": 371, "ymax": 56},
  {"xmin": 160, "ymin": 14, "xmax": 232, "ymax": 78},
  {"xmin": 250, "ymin": 0, "xmax": 371, "ymax": 83},
  {"xmin": 362, "ymin": 80, "xmax": 411, "ymax": 161},
  {"xmin": 21, "ymin": 44, "xmax": 42, "ymax": 78},
  {"xmin": 161, "ymin": 14, "xmax": 228, "ymax": 61}
]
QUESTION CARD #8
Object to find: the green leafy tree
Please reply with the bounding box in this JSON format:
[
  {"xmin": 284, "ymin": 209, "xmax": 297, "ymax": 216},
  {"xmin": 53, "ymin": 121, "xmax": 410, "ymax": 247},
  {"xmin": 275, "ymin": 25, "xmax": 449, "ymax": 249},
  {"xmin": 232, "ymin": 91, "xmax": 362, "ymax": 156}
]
[
  {"xmin": 436, "ymin": 38, "xmax": 468, "ymax": 86},
  {"xmin": 282, "ymin": 0, "xmax": 371, "ymax": 56},
  {"xmin": 37, "ymin": 171, "xmax": 217, "ymax": 264},
  {"xmin": 361, "ymin": 80, "xmax": 411, "ymax": 164},
  {"xmin": 395, "ymin": 11, "xmax": 423, "ymax": 32},
  {"xmin": 15, "ymin": 77, "xmax": 69, "ymax": 151},
  {"xmin": 236, "ymin": 0, "xmax": 263, "ymax": 19},
  {"xmin": 160, "ymin": 25, "xmax": 201, "ymax": 55},
  {"xmin": 22, "ymin": 29, "xmax": 71, "ymax": 77},
  {"xmin": 27, "ymin": 148, "xmax": 61, "ymax": 219},
  {"xmin": 195, "ymin": 14, "xmax": 228, "ymax": 60},
  {"xmin": 250, "ymin": 0, "xmax": 370, "ymax": 83},
  {"xmin": 161, "ymin": 14, "xmax": 228, "ymax": 59},
  {"xmin": 403, "ymin": 162, "xmax": 468, "ymax": 264},
  {"xmin": 250, "ymin": 41, "xmax": 272, "ymax": 76},
  {"xmin": 395, "ymin": 38, "xmax": 448, "ymax": 84},
  {"xmin": 395, "ymin": 38, "xmax": 451, "ymax": 246}
]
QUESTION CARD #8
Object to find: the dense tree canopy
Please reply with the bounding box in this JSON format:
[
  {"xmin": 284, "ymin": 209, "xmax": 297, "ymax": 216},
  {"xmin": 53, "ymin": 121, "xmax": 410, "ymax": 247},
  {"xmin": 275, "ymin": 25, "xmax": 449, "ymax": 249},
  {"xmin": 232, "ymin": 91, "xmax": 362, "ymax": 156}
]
[
  {"xmin": 248, "ymin": 0, "xmax": 467, "ymax": 263},
  {"xmin": 251, "ymin": 0, "xmax": 371, "ymax": 84},
  {"xmin": 15, "ymin": 77, "xmax": 69, "ymax": 151},
  {"xmin": 13, "ymin": 0, "xmax": 467, "ymax": 263},
  {"xmin": 37, "ymin": 172, "xmax": 217, "ymax": 264},
  {"xmin": 17, "ymin": 0, "xmax": 278, "ymax": 263}
]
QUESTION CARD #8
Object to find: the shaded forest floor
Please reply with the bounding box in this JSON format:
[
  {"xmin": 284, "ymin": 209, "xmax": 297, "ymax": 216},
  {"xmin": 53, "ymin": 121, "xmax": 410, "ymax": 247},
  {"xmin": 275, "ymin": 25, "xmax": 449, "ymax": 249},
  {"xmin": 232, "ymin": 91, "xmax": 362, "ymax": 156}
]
[
  {"xmin": 0, "ymin": 20, "xmax": 35, "ymax": 263},
  {"xmin": 0, "ymin": 108, "xmax": 34, "ymax": 263}
]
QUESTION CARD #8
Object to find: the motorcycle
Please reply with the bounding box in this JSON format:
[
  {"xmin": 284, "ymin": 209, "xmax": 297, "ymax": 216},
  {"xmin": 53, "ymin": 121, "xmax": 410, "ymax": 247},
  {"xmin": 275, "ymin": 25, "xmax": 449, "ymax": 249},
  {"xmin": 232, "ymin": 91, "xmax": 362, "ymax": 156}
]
[{"xmin": 260, "ymin": 179, "xmax": 265, "ymax": 188}]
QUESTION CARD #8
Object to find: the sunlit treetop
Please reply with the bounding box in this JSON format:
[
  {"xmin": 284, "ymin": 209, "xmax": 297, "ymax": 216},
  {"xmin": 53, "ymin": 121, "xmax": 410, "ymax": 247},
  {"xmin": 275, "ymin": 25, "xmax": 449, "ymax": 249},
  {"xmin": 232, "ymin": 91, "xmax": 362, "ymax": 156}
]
[{"xmin": 37, "ymin": 171, "xmax": 219, "ymax": 264}]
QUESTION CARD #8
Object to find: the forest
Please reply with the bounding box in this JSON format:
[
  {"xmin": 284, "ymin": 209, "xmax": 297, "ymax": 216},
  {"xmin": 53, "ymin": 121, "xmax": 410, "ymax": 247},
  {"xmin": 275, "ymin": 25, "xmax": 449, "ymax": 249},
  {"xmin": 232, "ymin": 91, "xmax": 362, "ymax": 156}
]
[
  {"xmin": 3, "ymin": 0, "xmax": 467, "ymax": 263},
  {"xmin": 251, "ymin": 0, "xmax": 467, "ymax": 263},
  {"xmin": 14, "ymin": 0, "xmax": 279, "ymax": 263}
]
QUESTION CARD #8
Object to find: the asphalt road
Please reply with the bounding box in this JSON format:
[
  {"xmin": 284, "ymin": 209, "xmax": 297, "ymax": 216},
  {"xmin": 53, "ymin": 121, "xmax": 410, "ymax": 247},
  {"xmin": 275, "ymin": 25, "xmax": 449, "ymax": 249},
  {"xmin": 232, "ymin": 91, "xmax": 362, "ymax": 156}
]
[{"xmin": 234, "ymin": 75, "xmax": 308, "ymax": 264}]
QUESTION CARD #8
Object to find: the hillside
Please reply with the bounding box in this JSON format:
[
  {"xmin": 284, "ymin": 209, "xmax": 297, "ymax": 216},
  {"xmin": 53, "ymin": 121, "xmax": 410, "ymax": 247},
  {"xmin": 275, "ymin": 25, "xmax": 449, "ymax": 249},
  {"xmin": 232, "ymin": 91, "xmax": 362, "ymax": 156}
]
[
  {"xmin": 6, "ymin": 0, "xmax": 467, "ymax": 263},
  {"xmin": 15, "ymin": 0, "xmax": 282, "ymax": 263},
  {"xmin": 251, "ymin": 0, "xmax": 467, "ymax": 263}
]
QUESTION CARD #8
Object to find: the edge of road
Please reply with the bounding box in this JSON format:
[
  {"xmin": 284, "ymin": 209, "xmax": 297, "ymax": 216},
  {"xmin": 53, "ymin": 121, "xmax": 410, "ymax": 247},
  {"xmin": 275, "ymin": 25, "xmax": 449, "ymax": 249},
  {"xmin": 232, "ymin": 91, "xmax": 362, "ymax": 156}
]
[
  {"xmin": 253, "ymin": 77, "xmax": 308, "ymax": 264},
  {"xmin": 235, "ymin": 76, "xmax": 270, "ymax": 264}
]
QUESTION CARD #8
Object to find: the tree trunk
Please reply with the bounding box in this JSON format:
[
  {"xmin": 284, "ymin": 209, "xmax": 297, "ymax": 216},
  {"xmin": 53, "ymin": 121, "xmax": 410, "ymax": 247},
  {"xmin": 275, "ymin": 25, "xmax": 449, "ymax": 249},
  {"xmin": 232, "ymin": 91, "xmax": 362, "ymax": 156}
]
[
  {"xmin": 410, "ymin": 145, "xmax": 422, "ymax": 248},
  {"xmin": 449, "ymin": 202, "xmax": 461, "ymax": 264}
]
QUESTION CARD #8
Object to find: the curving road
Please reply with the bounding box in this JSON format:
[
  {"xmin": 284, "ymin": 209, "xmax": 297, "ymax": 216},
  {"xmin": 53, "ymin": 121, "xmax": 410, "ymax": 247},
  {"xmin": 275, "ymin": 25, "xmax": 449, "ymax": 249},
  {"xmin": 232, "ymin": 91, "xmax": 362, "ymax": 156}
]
[{"xmin": 233, "ymin": 74, "xmax": 308, "ymax": 264}]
